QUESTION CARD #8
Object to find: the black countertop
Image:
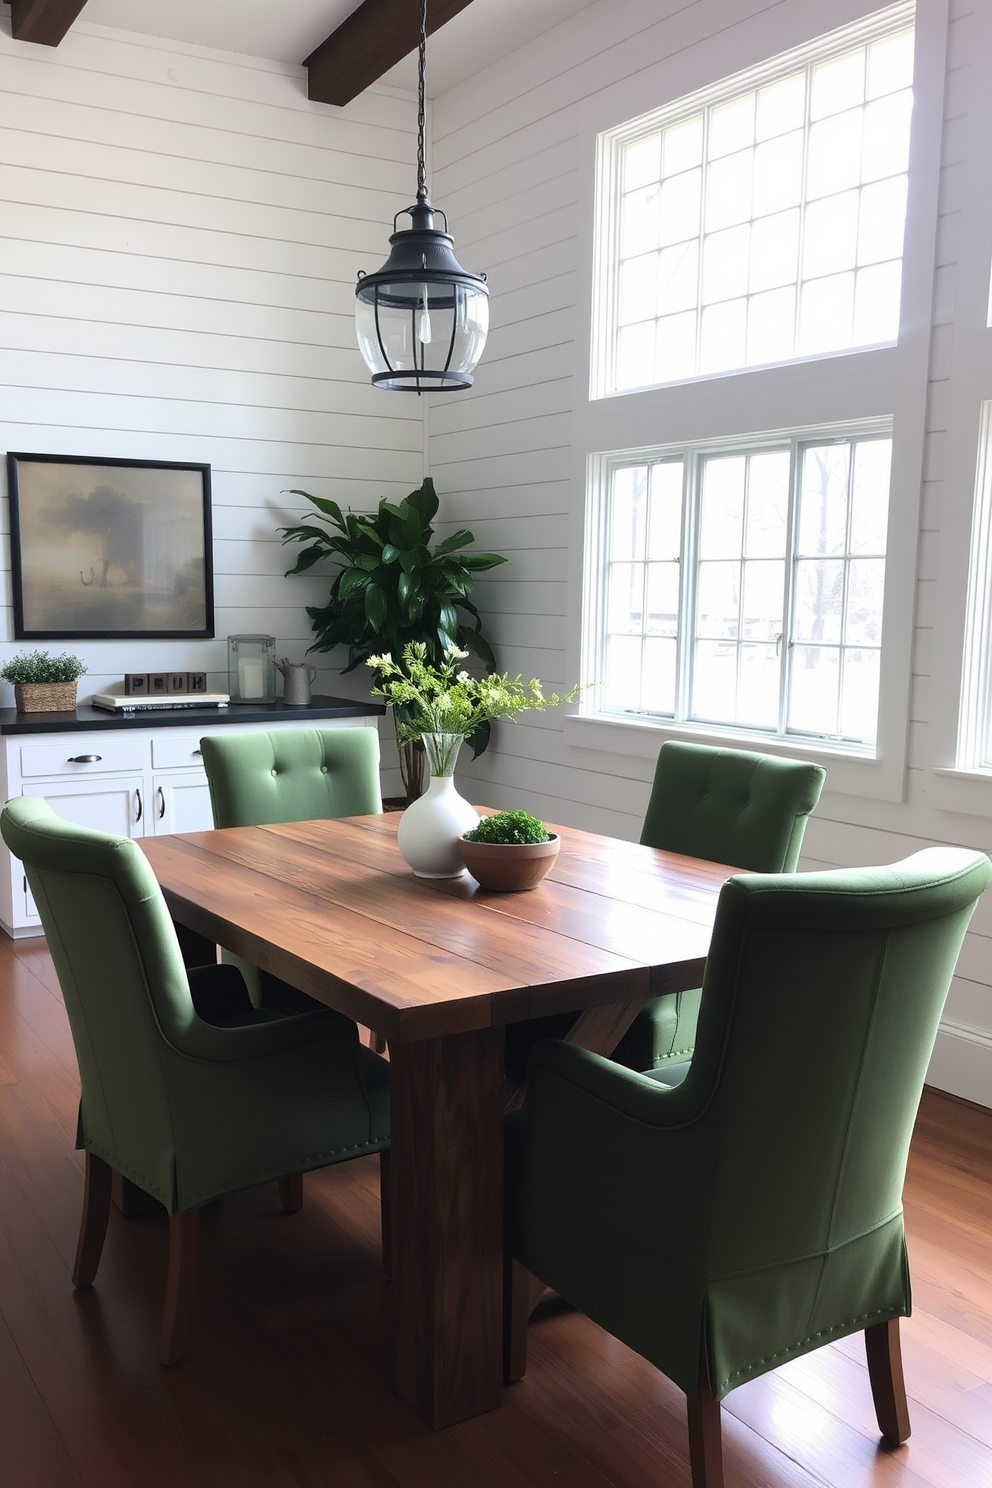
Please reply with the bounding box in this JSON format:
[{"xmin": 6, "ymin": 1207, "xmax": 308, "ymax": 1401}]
[{"xmin": 0, "ymin": 695, "xmax": 385, "ymax": 736}]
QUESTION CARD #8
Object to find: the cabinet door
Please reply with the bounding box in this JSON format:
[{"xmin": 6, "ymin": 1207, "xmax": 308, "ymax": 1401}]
[
  {"xmin": 17, "ymin": 779, "xmax": 143, "ymax": 925},
  {"xmin": 151, "ymin": 773, "xmax": 213, "ymax": 835}
]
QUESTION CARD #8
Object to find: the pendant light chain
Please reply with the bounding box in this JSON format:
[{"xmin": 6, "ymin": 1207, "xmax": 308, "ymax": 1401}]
[
  {"xmin": 353, "ymin": 0, "xmax": 489, "ymax": 390},
  {"xmin": 416, "ymin": 0, "xmax": 428, "ymax": 202}
]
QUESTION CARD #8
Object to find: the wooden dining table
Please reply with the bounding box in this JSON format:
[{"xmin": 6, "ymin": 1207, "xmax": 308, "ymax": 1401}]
[{"xmin": 139, "ymin": 812, "xmax": 732, "ymax": 1430}]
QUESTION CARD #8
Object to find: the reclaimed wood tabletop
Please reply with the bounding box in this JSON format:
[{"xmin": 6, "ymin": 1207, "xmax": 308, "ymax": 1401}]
[{"xmin": 141, "ymin": 813, "xmax": 733, "ymax": 1430}]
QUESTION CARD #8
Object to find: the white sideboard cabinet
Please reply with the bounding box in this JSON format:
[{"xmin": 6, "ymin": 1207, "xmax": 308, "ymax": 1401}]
[{"xmin": 0, "ymin": 698, "xmax": 383, "ymax": 938}]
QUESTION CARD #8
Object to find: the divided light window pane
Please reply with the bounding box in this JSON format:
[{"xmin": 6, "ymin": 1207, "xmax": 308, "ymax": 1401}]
[
  {"xmin": 596, "ymin": 431, "xmax": 891, "ymax": 749},
  {"xmin": 607, "ymin": 14, "xmax": 914, "ymax": 394}
]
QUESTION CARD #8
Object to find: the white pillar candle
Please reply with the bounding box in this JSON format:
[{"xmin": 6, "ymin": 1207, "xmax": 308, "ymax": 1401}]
[{"xmin": 238, "ymin": 656, "xmax": 265, "ymax": 698}]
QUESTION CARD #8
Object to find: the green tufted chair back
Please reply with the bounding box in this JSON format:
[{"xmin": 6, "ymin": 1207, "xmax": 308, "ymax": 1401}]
[
  {"xmin": 639, "ymin": 740, "xmax": 826, "ymax": 870},
  {"xmin": 199, "ymin": 727, "xmax": 382, "ymax": 1014},
  {"xmin": 614, "ymin": 740, "xmax": 827, "ymax": 1075},
  {"xmin": 200, "ymin": 727, "xmax": 381, "ymax": 828}
]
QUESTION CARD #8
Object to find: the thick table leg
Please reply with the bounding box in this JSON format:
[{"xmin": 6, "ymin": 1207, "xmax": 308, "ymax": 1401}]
[{"xmin": 389, "ymin": 1027, "xmax": 505, "ymax": 1428}]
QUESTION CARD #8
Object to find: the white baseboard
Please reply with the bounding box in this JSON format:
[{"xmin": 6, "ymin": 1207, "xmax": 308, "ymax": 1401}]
[{"xmin": 926, "ymin": 1019, "xmax": 992, "ymax": 1110}]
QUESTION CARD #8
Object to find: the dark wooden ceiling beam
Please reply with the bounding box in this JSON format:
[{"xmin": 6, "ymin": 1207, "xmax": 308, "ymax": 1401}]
[
  {"xmin": 305, "ymin": 0, "xmax": 475, "ymax": 107},
  {"xmin": 10, "ymin": 0, "xmax": 88, "ymax": 46}
]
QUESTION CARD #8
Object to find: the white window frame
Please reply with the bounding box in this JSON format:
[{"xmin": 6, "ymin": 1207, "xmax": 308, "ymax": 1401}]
[
  {"xmin": 591, "ymin": 1, "xmax": 916, "ymax": 402},
  {"xmin": 956, "ymin": 403, "xmax": 992, "ymax": 773},
  {"xmin": 565, "ymin": 0, "xmax": 947, "ymax": 805},
  {"xmin": 924, "ymin": 0, "xmax": 992, "ymax": 820},
  {"xmin": 587, "ymin": 421, "xmax": 892, "ymax": 752}
]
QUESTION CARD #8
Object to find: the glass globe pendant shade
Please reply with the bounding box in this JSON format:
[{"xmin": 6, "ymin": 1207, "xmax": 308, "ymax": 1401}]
[{"xmin": 356, "ymin": 198, "xmax": 489, "ymax": 392}]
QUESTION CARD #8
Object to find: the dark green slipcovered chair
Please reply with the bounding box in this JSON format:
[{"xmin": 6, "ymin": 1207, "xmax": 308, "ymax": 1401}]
[
  {"xmin": 505, "ymin": 847, "xmax": 991, "ymax": 1488},
  {"xmin": 614, "ymin": 740, "xmax": 826, "ymax": 1075},
  {"xmin": 0, "ymin": 796, "xmax": 390, "ymax": 1365},
  {"xmin": 199, "ymin": 726, "xmax": 382, "ymax": 1015}
]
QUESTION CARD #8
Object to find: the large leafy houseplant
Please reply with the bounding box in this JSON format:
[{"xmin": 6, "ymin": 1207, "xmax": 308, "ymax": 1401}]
[{"xmin": 280, "ymin": 478, "xmax": 507, "ymax": 798}]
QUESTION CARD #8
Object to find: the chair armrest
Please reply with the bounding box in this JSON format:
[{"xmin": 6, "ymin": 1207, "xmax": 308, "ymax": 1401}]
[
  {"xmin": 169, "ymin": 1000, "xmax": 361, "ymax": 1063},
  {"xmin": 187, "ymin": 962, "xmax": 261, "ymax": 1024},
  {"xmin": 509, "ymin": 1040, "xmax": 713, "ymax": 1279},
  {"xmin": 527, "ymin": 1040, "xmax": 698, "ymax": 1129}
]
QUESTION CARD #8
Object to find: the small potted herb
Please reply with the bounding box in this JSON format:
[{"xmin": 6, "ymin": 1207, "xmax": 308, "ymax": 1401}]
[
  {"xmin": 0, "ymin": 650, "xmax": 87, "ymax": 713},
  {"xmin": 459, "ymin": 809, "xmax": 560, "ymax": 892}
]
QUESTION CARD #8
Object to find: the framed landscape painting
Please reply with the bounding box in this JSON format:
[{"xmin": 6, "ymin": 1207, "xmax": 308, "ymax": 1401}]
[{"xmin": 6, "ymin": 453, "xmax": 214, "ymax": 640}]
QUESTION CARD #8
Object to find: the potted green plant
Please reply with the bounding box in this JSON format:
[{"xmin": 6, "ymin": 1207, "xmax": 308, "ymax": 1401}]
[
  {"xmin": 1, "ymin": 650, "xmax": 87, "ymax": 714},
  {"xmin": 279, "ymin": 477, "xmax": 507, "ymax": 800},
  {"xmin": 367, "ymin": 643, "xmax": 580, "ymax": 878},
  {"xmin": 459, "ymin": 810, "xmax": 561, "ymax": 892}
]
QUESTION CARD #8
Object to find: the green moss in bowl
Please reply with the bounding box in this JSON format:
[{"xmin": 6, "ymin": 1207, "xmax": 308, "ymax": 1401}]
[
  {"xmin": 463, "ymin": 810, "xmax": 550, "ymax": 846},
  {"xmin": 460, "ymin": 810, "xmax": 559, "ymax": 890}
]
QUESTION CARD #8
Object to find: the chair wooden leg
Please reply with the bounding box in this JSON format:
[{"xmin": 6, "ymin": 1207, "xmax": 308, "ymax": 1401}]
[
  {"xmin": 686, "ymin": 1360, "xmax": 724, "ymax": 1488},
  {"xmin": 371, "ymin": 1029, "xmax": 387, "ymax": 1054},
  {"xmin": 160, "ymin": 1208, "xmax": 200, "ymax": 1366},
  {"xmin": 72, "ymin": 1151, "xmax": 112, "ymax": 1289},
  {"xmin": 379, "ymin": 1148, "xmax": 391, "ymax": 1277},
  {"xmin": 865, "ymin": 1318, "xmax": 912, "ymax": 1445},
  {"xmin": 110, "ymin": 1168, "xmax": 161, "ymax": 1216},
  {"xmin": 503, "ymin": 1257, "xmax": 533, "ymax": 1382},
  {"xmin": 278, "ymin": 1172, "xmax": 303, "ymax": 1214}
]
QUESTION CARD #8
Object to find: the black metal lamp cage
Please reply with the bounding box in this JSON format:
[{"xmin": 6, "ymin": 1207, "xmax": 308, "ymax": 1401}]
[{"xmin": 354, "ymin": 0, "xmax": 489, "ymax": 392}]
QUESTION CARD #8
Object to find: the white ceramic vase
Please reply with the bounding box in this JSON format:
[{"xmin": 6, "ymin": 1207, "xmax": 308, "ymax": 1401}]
[{"xmin": 396, "ymin": 733, "xmax": 480, "ymax": 878}]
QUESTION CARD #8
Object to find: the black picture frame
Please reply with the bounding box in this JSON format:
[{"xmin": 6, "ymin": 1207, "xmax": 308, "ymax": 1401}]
[{"xmin": 6, "ymin": 452, "xmax": 214, "ymax": 640}]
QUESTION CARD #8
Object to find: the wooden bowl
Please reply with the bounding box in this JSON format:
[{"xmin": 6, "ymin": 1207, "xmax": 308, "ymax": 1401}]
[{"xmin": 457, "ymin": 833, "xmax": 560, "ymax": 891}]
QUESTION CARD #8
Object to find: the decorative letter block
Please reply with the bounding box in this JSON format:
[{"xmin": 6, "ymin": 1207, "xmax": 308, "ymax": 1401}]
[
  {"xmin": 124, "ymin": 673, "xmax": 149, "ymax": 696},
  {"xmin": 167, "ymin": 673, "xmax": 188, "ymax": 694}
]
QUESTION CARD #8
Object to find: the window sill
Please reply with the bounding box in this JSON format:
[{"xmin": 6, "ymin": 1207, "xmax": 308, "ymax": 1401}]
[
  {"xmin": 926, "ymin": 767, "xmax": 992, "ymax": 819},
  {"xmin": 565, "ymin": 713, "xmax": 899, "ymax": 801}
]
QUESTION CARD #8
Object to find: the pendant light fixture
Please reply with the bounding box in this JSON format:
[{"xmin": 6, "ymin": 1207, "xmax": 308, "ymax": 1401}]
[{"xmin": 355, "ymin": 0, "xmax": 489, "ymax": 392}]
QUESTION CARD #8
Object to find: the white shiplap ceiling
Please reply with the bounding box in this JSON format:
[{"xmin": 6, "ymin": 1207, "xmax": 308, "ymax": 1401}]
[{"xmin": 77, "ymin": 0, "xmax": 602, "ymax": 94}]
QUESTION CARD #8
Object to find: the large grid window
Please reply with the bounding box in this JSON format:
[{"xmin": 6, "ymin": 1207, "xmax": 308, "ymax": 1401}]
[
  {"xmin": 596, "ymin": 429, "xmax": 891, "ymax": 749},
  {"xmin": 597, "ymin": 4, "xmax": 915, "ymax": 395}
]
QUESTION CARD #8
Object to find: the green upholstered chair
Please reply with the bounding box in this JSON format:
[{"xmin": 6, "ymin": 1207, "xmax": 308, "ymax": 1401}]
[
  {"xmin": 199, "ymin": 726, "xmax": 382, "ymax": 1015},
  {"xmin": 614, "ymin": 740, "xmax": 826, "ymax": 1076},
  {"xmin": 0, "ymin": 795, "xmax": 390, "ymax": 1366},
  {"xmin": 505, "ymin": 847, "xmax": 991, "ymax": 1488},
  {"xmin": 199, "ymin": 726, "xmax": 382, "ymax": 829}
]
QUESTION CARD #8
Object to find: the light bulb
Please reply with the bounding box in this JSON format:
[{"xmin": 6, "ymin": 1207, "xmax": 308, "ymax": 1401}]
[{"xmin": 417, "ymin": 287, "xmax": 432, "ymax": 344}]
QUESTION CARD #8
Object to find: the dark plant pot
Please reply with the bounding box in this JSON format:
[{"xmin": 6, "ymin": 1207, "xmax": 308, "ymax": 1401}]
[{"xmin": 457, "ymin": 833, "xmax": 560, "ymax": 892}]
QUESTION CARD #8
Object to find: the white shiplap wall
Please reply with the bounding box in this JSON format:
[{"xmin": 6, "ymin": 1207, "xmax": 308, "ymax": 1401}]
[
  {"xmin": 2, "ymin": 4, "xmax": 989, "ymax": 1106},
  {"xmin": 0, "ymin": 19, "xmax": 424, "ymax": 745},
  {"xmin": 430, "ymin": 0, "xmax": 992, "ymax": 1106}
]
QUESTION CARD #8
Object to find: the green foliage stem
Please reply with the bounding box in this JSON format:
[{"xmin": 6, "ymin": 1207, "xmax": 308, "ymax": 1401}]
[{"xmin": 367, "ymin": 642, "xmax": 582, "ymax": 744}]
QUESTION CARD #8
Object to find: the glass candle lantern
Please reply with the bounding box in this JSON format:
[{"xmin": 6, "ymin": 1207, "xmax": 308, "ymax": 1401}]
[{"xmin": 228, "ymin": 634, "xmax": 276, "ymax": 703}]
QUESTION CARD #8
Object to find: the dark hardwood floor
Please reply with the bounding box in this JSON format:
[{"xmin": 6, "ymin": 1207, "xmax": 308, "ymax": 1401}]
[{"xmin": 1, "ymin": 930, "xmax": 990, "ymax": 1487}]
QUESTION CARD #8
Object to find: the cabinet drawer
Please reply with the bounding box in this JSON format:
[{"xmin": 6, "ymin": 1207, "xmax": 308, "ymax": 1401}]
[
  {"xmin": 151, "ymin": 730, "xmax": 207, "ymax": 771},
  {"xmin": 19, "ymin": 737, "xmax": 146, "ymax": 779}
]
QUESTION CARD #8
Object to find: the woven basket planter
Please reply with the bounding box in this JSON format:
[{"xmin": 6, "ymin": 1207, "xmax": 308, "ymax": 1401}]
[{"xmin": 14, "ymin": 681, "xmax": 78, "ymax": 713}]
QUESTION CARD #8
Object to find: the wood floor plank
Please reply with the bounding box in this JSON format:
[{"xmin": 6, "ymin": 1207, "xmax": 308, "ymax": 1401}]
[{"xmin": 0, "ymin": 935, "xmax": 990, "ymax": 1487}]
